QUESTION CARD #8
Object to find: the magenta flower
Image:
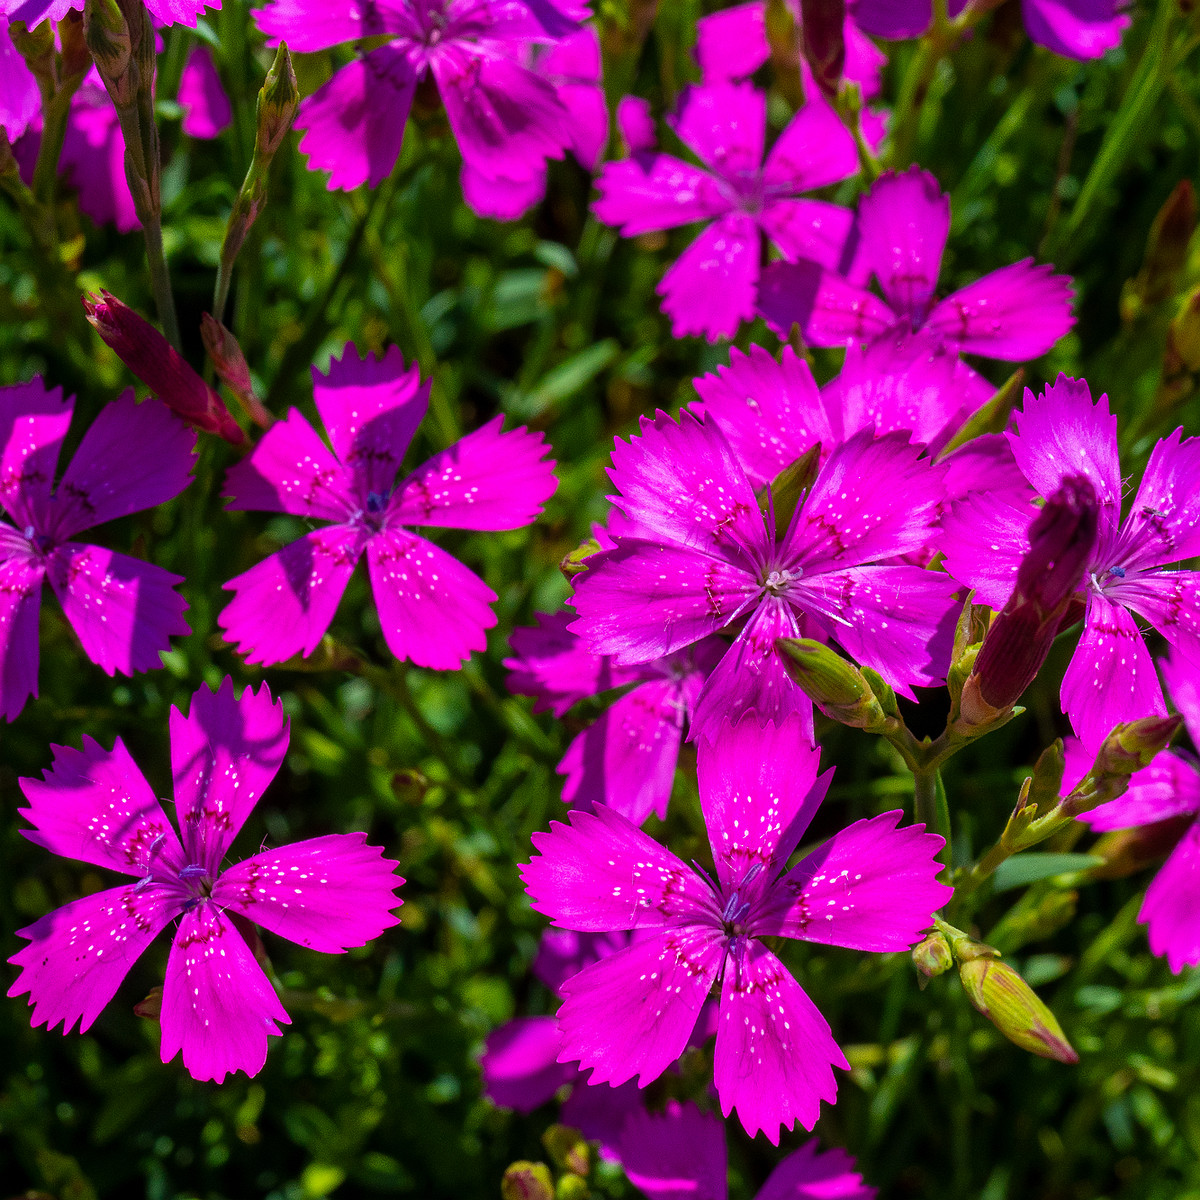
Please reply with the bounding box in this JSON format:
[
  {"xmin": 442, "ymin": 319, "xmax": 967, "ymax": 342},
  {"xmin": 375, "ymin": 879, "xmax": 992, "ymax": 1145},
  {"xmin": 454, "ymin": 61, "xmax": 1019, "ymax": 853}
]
[
  {"xmin": 619, "ymin": 1100, "xmax": 876, "ymax": 1200},
  {"xmin": 1075, "ymin": 656, "xmax": 1200, "ymax": 972},
  {"xmin": 854, "ymin": 0, "xmax": 1129, "ymax": 61},
  {"xmin": 593, "ymin": 81, "xmax": 859, "ymax": 342},
  {"xmin": 506, "ymin": 610, "xmax": 722, "ymax": 824},
  {"xmin": 1, "ymin": 0, "xmax": 217, "ymax": 26},
  {"xmin": 759, "ymin": 167, "xmax": 1074, "ymax": 361},
  {"xmin": 0, "ymin": 22, "xmax": 40, "ymax": 142},
  {"xmin": 522, "ymin": 715, "xmax": 951, "ymax": 1142},
  {"xmin": 219, "ymin": 343, "xmax": 556, "ymax": 669},
  {"xmin": 0, "ymin": 378, "xmax": 194, "ymax": 721},
  {"xmin": 8, "ymin": 678, "xmax": 403, "ymax": 1083},
  {"xmin": 178, "ymin": 45, "xmax": 232, "ymax": 140},
  {"xmin": 252, "ymin": 0, "xmax": 578, "ymax": 212},
  {"xmin": 940, "ymin": 376, "xmax": 1200, "ymax": 751},
  {"xmin": 569, "ymin": 409, "xmax": 958, "ymax": 743}
]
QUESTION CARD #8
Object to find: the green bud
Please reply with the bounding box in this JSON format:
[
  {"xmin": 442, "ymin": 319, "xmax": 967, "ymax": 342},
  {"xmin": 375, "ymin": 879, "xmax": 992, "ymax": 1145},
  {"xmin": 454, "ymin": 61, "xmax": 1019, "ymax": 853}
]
[
  {"xmin": 9, "ymin": 19, "xmax": 56, "ymax": 90},
  {"xmin": 83, "ymin": 0, "xmax": 134, "ymax": 107},
  {"xmin": 390, "ymin": 768, "xmax": 430, "ymax": 806},
  {"xmin": 560, "ymin": 537, "xmax": 602, "ymax": 580},
  {"xmin": 1168, "ymin": 285, "xmax": 1200, "ymax": 373},
  {"xmin": 255, "ymin": 43, "xmax": 299, "ymax": 159},
  {"xmin": 775, "ymin": 637, "xmax": 897, "ymax": 733},
  {"xmin": 1121, "ymin": 180, "xmax": 1195, "ymax": 320},
  {"xmin": 501, "ymin": 1162, "xmax": 554, "ymax": 1200},
  {"xmin": 556, "ymin": 1175, "xmax": 590, "ymax": 1200},
  {"xmin": 912, "ymin": 932, "xmax": 954, "ymax": 985},
  {"xmin": 541, "ymin": 1125, "xmax": 590, "ymax": 1177},
  {"xmin": 959, "ymin": 957, "xmax": 1078, "ymax": 1064}
]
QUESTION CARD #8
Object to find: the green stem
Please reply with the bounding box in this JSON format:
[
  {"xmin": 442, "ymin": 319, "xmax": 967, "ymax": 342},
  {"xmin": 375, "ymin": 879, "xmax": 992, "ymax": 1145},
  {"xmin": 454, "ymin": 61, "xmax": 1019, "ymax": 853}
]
[
  {"xmin": 141, "ymin": 208, "xmax": 181, "ymax": 350},
  {"xmin": 913, "ymin": 766, "xmax": 939, "ymax": 838},
  {"xmin": 887, "ymin": 0, "xmax": 958, "ymax": 167},
  {"xmin": 31, "ymin": 83, "xmax": 78, "ymax": 207}
]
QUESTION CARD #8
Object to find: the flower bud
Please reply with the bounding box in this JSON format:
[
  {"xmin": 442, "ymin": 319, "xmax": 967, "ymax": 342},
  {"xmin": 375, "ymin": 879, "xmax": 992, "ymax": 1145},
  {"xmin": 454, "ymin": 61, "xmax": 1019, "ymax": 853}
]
[
  {"xmin": 1122, "ymin": 180, "xmax": 1195, "ymax": 320},
  {"xmin": 9, "ymin": 19, "xmax": 56, "ymax": 90},
  {"xmin": 1089, "ymin": 815, "xmax": 1193, "ymax": 880},
  {"xmin": 255, "ymin": 43, "xmax": 299, "ymax": 159},
  {"xmin": 775, "ymin": 637, "xmax": 897, "ymax": 733},
  {"xmin": 912, "ymin": 931, "xmax": 954, "ymax": 984},
  {"xmin": 83, "ymin": 0, "xmax": 134, "ymax": 108},
  {"xmin": 59, "ymin": 11, "xmax": 92, "ymax": 83},
  {"xmin": 541, "ymin": 1125, "xmax": 590, "ymax": 1177},
  {"xmin": 961, "ymin": 475, "xmax": 1098, "ymax": 724},
  {"xmin": 959, "ymin": 957, "xmax": 1078, "ymax": 1064},
  {"xmin": 201, "ymin": 313, "xmax": 273, "ymax": 429},
  {"xmin": 501, "ymin": 1162, "xmax": 554, "ymax": 1200},
  {"xmin": 800, "ymin": 0, "xmax": 846, "ymax": 100},
  {"xmin": 83, "ymin": 290, "xmax": 244, "ymax": 444},
  {"xmin": 1063, "ymin": 715, "xmax": 1183, "ymax": 816},
  {"xmin": 761, "ymin": 442, "xmax": 820, "ymax": 533},
  {"xmin": 133, "ymin": 986, "xmax": 162, "ymax": 1020},
  {"xmin": 560, "ymin": 537, "xmax": 602, "ymax": 580}
]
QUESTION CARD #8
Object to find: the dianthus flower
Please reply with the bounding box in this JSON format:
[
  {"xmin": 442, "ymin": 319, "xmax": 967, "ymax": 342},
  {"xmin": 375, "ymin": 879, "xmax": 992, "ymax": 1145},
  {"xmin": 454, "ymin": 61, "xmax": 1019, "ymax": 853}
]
[
  {"xmin": 593, "ymin": 81, "xmax": 859, "ymax": 342},
  {"xmin": 569, "ymin": 409, "xmax": 957, "ymax": 743},
  {"xmin": 178, "ymin": 45, "xmax": 231, "ymax": 139},
  {"xmin": 522, "ymin": 715, "xmax": 951, "ymax": 1141},
  {"xmin": 853, "ymin": 0, "xmax": 1128, "ymax": 61},
  {"xmin": 251, "ymin": 0, "xmax": 581, "ymax": 211},
  {"xmin": 219, "ymin": 344, "xmax": 556, "ymax": 669},
  {"xmin": 759, "ymin": 167, "xmax": 1074, "ymax": 362},
  {"xmin": 8, "ymin": 678, "xmax": 404, "ymax": 1083},
  {"xmin": 1, "ymin": 0, "xmax": 216, "ymax": 26},
  {"xmin": 1074, "ymin": 654, "xmax": 1200, "ymax": 972},
  {"xmin": 505, "ymin": 610, "xmax": 722, "ymax": 823},
  {"xmin": 0, "ymin": 379, "xmax": 193, "ymax": 721},
  {"xmin": 619, "ymin": 1100, "xmax": 876, "ymax": 1200},
  {"xmin": 940, "ymin": 375, "xmax": 1200, "ymax": 751}
]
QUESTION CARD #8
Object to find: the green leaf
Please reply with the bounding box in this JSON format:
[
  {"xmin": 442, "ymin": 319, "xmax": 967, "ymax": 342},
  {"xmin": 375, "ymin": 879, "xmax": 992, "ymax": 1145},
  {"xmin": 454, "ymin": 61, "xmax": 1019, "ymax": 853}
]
[{"xmin": 992, "ymin": 852, "xmax": 1104, "ymax": 891}]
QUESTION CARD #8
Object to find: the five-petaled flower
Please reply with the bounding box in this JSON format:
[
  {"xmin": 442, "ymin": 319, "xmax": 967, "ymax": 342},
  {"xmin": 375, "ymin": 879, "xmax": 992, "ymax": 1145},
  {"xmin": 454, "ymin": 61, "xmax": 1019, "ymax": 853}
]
[
  {"xmin": 521, "ymin": 715, "xmax": 951, "ymax": 1142},
  {"xmin": 0, "ymin": 378, "xmax": 194, "ymax": 722},
  {"xmin": 7, "ymin": 678, "xmax": 404, "ymax": 1083},
  {"xmin": 219, "ymin": 343, "xmax": 557, "ymax": 670}
]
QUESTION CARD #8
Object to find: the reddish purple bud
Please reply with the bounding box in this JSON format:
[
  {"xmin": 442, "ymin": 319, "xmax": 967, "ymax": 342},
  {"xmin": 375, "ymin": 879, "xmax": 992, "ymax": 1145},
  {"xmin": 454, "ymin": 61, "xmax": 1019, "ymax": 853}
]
[
  {"xmin": 965, "ymin": 474, "xmax": 1099, "ymax": 719},
  {"xmin": 83, "ymin": 290, "xmax": 244, "ymax": 444},
  {"xmin": 800, "ymin": 0, "xmax": 846, "ymax": 100}
]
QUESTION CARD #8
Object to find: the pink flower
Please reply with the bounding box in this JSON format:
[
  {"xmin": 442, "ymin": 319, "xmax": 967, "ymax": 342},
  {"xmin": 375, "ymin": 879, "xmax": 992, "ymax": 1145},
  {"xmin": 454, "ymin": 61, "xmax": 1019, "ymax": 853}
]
[
  {"xmin": 178, "ymin": 44, "xmax": 232, "ymax": 139},
  {"xmin": 521, "ymin": 715, "xmax": 951, "ymax": 1142},
  {"xmin": 505, "ymin": 610, "xmax": 722, "ymax": 824},
  {"xmin": 1075, "ymin": 655, "xmax": 1200, "ymax": 972},
  {"xmin": 593, "ymin": 81, "xmax": 859, "ymax": 342},
  {"xmin": 940, "ymin": 376, "xmax": 1200, "ymax": 751},
  {"xmin": 854, "ymin": 0, "xmax": 1129, "ymax": 61},
  {"xmin": 619, "ymin": 1100, "xmax": 876, "ymax": 1200},
  {"xmin": 0, "ymin": 22, "xmax": 41, "ymax": 141},
  {"xmin": 0, "ymin": 378, "xmax": 194, "ymax": 721},
  {"xmin": 569, "ymin": 409, "xmax": 958, "ymax": 743},
  {"xmin": 759, "ymin": 167, "xmax": 1075, "ymax": 362},
  {"xmin": 7, "ymin": 678, "xmax": 404, "ymax": 1083},
  {"xmin": 251, "ymin": 0, "xmax": 579, "ymax": 212},
  {"xmin": 219, "ymin": 343, "xmax": 557, "ymax": 669}
]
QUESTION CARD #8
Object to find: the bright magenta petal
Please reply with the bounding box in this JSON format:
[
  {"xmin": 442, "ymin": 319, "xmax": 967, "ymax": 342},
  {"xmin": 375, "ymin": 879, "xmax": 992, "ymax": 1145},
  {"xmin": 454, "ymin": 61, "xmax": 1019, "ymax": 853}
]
[
  {"xmin": 1141, "ymin": 819, "xmax": 1200, "ymax": 973},
  {"xmin": 0, "ymin": 377, "xmax": 72, "ymax": 530},
  {"xmin": 592, "ymin": 154, "xmax": 729, "ymax": 235},
  {"xmin": 669, "ymin": 81, "xmax": 765, "ymax": 177},
  {"xmin": 0, "ymin": 541, "xmax": 44, "ymax": 721},
  {"xmin": 758, "ymin": 260, "xmax": 895, "ymax": 346}
]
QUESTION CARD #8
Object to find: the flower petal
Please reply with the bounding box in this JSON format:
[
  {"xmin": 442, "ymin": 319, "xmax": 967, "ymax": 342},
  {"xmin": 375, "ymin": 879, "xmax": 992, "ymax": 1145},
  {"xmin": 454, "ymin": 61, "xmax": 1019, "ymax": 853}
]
[
  {"xmin": 219, "ymin": 525, "xmax": 363, "ymax": 666},
  {"xmin": 938, "ymin": 485, "xmax": 1037, "ymax": 610},
  {"xmin": 1116, "ymin": 427, "xmax": 1200, "ymax": 570},
  {"xmin": 178, "ymin": 45, "xmax": 232, "ymax": 139},
  {"xmin": 481, "ymin": 1016, "xmax": 576, "ymax": 1111},
  {"xmin": 8, "ymin": 884, "xmax": 179, "ymax": 1034},
  {"xmin": 669, "ymin": 82, "xmax": 765, "ymax": 177},
  {"xmin": 0, "ymin": 540, "xmax": 44, "ymax": 721},
  {"xmin": 171, "ymin": 678, "xmax": 289, "ymax": 876},
  {"xmin": 522, "ymin": 803, "xmax": 714, "ymax": 931},
  {"xmin": 762, "ymin": 97, "xmax": 858, "ymax": 193},
  {"xmin": 313, "ymin": 343, "xmax": 428, "ymax": 504},
  {"xmin": 691, "ymin": 343, "xmax": 832, "ymax": 488},
  {"xmin": 695, "ymin": 2, "xmax": 770, "ymax": 82},
  {"xmin": 697, "ymin": 714, "xmax": 827, "ymax": 888},
  {"xmin": 555, "ymin": 928, "xmax": 724, "ymax": 1087},
  {"xmin": 762, "ymin": 810, "xmax": 951, "ymax": 948},
  {"xmin": 658, "ymin": 212, "xmax": 762, "ymax": 342},
  {"xmin": 160, "ymin": 904, "xmax": 291, "ymax": 1084},
  {"xmin": 0, "ymin": 24, "xmax": 39, "ymax": 142},
  {"xmin": 48, "ymin": 393, "xmax": 194, "ymax": 540},
  {"xmin": 223, "ymin": 408, "xmax": 355, "ymax": 521},
  {"xmin": 617, "ymin": 1101, "xmax": 727, "ymax": 1200},
  {"xmin": 295, "ymin": 48, "xmax": 418, "ymax": 191},
  {"xmin": 213, "ymin": 833, "xmax": 402, "ymax": 952},
  {"xmin": 759, "ymin": 197, "xmax": 858, "ymax": 272},
  {"xmin": 593, "ymin": 154, "xmax": 729, "ymax": 235},
  {"xmin": 757, "ymin": 1139, "xmax": 876, "ymax": 1200},
  {"xmin": 252, "ymin": 0, "xmax": 414, "ymax": 50},
  {"xmin": 1113, "ymin": 569, "xmax": 1200, "ymax": 678},
  {"xmin": 0, "ymin": 376, "xmax": 72, "ymax": 530},
  {"xmin": 714, "ymin": 940, "xmax": 845, "ymax": 1143},
  {"xmin": 19, "ymin": 734, "xmax": 184, "ymax": 876},
  {"xmin": 923, "ymin": 260, "xmax": 1075, "ymax": 360},
  {"xmin": 857, "ymin": 167, "xmax": 949, "ymax": 323},
  {"xmin": 758, "ymin": 260, "xmax": 895, "ymax": 347},
  {"xmin": 390, "ymin": 416, "xmax": 556, "ymax": 530},
  {"xmin": 366, "ymin": 528, "xmax": 497, "ymax": 669},
  {"xmin": 1022, "ymin": 0, "xmax": 1129, "ymax": 59},
  {"xmin": 1061, "ymin": 593, "xmax": 1166, "ymax": 752},
  {"xmin": 1080, "ymin": 749, "xmax": 1200, "ymax": 831},
  {"xmin": 47, "ymin": 543, "xmax": 189, "ymax": 676},
  {"xmin": 1140, "ymin": 818, "xmax": 1200, "ymax": 972}
]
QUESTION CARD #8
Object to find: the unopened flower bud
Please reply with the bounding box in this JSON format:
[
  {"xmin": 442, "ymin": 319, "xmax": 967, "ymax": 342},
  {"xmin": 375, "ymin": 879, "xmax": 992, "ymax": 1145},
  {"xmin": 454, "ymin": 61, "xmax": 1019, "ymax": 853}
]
[
  {"xmin": 501, "ymin": 1162, "xmax": 554, "ymax": 1200},
  {"xmin": 83, "ymin": 290, "xmax": 244, "ymax": 444},
  {"xmin": 133, "ymin": 985, "xmax": 162, "ymax": 1020},
  {"xmin": 762, "ymin": 442, "xmax": 820, "ymax": 533},
  {"xmin": 9, "ymin": 19, "xmax": 56, "ymax": 90},
  {"xmin": 1089, "ymin": 815, "xmax": 1193, "ymax": 880},
  {"xmin": 912, "ymin": 931, "xmax": 954, "ymax": 984},
  {"xmin": 542, "ymin": 1125, "xmax": 590, "ymax": 1177},
  {"xmin": 959, "ymin": 957, "xmax": 1078, "ymax": 1064},
  {"xmin": 1122, "ymin": 180, "xmax": 1195, "ymax": 320},
  {"xmin": 59, "ymin": 11, "xmax": 92, "ymax": 82},
  {"xmin": 800, "ymin": 0, "xmax": 846, "ymax": 100},
  {"xmin": 1168, "ymin": 285, "xmax": 1200, "ymax": 373},
  {"xmin": 962, "ymin": 475, "xmax": 1098, "ymax": 724},
  {"xmin": 83, "ymin": 0, "xmax": 134, "ymax": 107},
  {"xmin": 201, "ymin": 313, "xmax": 273, "ymax": 429},
  {"xmin": 1062, "ymin": 715, "xmax": 1184, "ymax": 816},
  {"xmin": 255, "ymin": 43, "xmax": 299, "ymax": 158},
  {"xmin": 775, "ymin": 637, "xmax": 897, "ymax": 733}
]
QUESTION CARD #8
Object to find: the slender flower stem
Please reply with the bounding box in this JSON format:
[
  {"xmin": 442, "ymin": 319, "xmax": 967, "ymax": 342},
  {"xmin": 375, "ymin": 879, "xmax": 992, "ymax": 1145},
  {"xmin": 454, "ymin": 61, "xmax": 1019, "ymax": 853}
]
[
  {"xmin": 888, "ymin": 0, "xmax": 958, "ymax": 167},
  {"xmin": 913, "ymin": 766, "xmax": 939, "ymax": 835},
  {"xmin": 31, "ymin": 84, "xmax": 79, "ymax": 207},
  {"xmin": 141, "ymin": 209, "xmax": 181, "ymax": 350}
]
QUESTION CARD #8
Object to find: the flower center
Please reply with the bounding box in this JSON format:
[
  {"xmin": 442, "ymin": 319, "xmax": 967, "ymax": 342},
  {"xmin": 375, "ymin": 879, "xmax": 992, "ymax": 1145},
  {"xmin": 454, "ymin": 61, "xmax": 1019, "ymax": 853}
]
[{"xmin": 762, "ymin": 566, "xmax": 799, "ymax": 596}]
